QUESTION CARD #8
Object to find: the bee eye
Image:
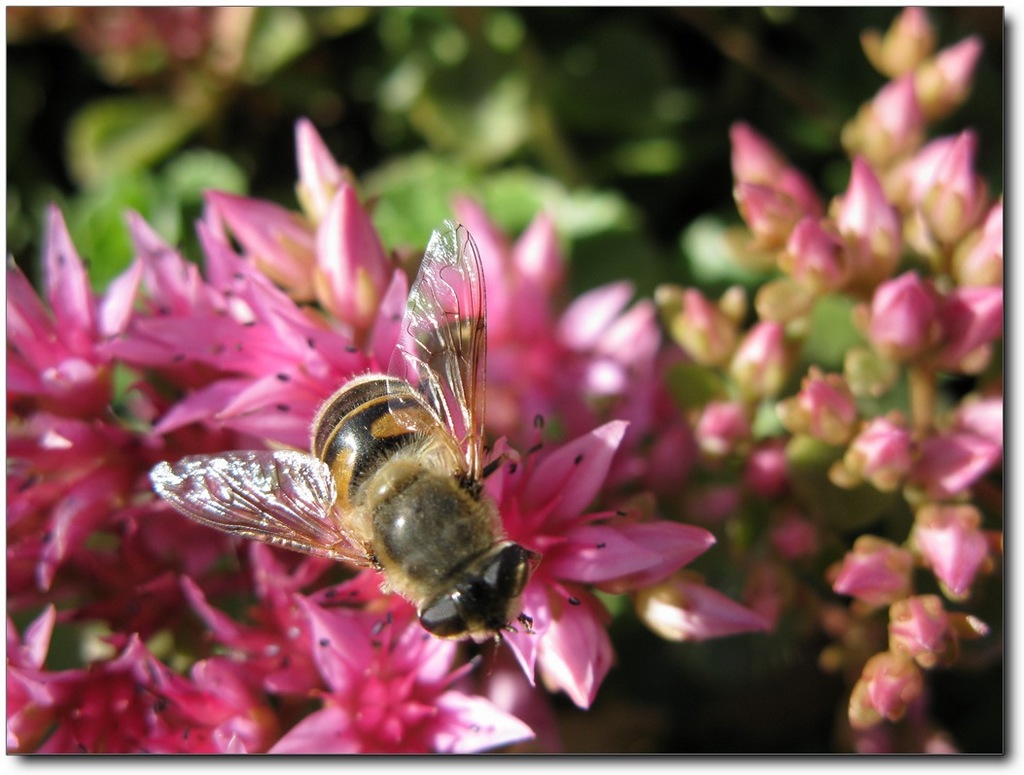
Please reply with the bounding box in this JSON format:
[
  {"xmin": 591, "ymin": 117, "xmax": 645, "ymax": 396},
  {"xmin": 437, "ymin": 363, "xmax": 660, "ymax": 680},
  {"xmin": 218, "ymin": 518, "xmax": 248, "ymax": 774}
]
[{"xmin": 419, "ymin": 596, "xmax": 467, "ymax": 638}]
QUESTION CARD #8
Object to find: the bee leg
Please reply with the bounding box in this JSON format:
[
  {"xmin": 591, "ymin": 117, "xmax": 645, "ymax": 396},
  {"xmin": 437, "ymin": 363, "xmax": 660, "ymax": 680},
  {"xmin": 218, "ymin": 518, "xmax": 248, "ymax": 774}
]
[
  {"xmin": 516, "ymin": 612, "xmax": 535, "ymax": 634},
  {"xmin": 481, "ymin": 453, "xmax": 509, "ymax": 479}
]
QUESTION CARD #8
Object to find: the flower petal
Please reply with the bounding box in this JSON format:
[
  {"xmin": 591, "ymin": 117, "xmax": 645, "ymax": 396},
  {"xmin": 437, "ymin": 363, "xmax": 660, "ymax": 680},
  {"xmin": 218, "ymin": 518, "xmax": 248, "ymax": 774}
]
[{"xmin": 431, "ymin": 691, "xmax": 534, "ymax": 753}]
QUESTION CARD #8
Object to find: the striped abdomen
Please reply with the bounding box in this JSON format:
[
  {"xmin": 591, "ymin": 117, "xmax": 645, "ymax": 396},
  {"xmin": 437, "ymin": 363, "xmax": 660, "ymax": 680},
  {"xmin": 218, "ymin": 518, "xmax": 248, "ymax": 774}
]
[{"xmin": 311, "ymin": 375, "xmax": 458, "ymax": 512}]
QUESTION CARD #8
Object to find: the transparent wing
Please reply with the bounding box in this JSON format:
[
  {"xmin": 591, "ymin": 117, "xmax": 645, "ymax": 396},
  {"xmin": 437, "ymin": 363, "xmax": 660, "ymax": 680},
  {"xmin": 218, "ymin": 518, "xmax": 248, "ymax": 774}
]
[
  {"xmin": 149, "ymin": 450, "xmax": 372, "ymax": 566},
  {"xmin": 389, "ymin": 221, "xmax": 487, "ymax": 479}
]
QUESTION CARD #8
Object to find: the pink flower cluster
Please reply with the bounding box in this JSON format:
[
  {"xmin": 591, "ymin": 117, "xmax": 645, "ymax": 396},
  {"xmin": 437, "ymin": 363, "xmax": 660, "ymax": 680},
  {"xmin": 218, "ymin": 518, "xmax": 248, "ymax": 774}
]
[
  {"xmin": 657, "ymin": 8, "xmax": 1001, "ymax": 752},
  {"xmin": 6, "ymin": 118, "xmax": 765, "ymax": 752}
]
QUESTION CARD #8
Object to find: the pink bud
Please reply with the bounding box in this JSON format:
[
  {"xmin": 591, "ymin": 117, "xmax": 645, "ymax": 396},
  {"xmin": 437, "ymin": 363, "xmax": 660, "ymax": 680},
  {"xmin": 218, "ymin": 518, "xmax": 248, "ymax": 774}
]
[
  {"xmin": 909, "ymin": 432, "xmax": 1001, "ymax": 502},
  {"xmin": 911, "ymin": 504, "xmax": 989, "ymax": 600},
  {"xmin": 867, "ymin": 272, "xmax": 940, "ymax": 362},
  {"xmin": 936, "ymin": 285, "xmax": 1002, "ymax": 373},
  {"xmin": 952, "ymin": 199, "xmax": 1002, "ymax": 287},
  {"xmin": 657, "ymin": 286, "xmax": 738, "ymax": 367},
  {"xmin": 954, "ymin": 395, "xmax": 1002, "ymax": 447},
  {"xmin": 695, "ymin": 400, "xmax": 751, "ymax": 458},
  {"xmin": 842, "ymin": 76, "xmax": 925, "ymax": 167},
  {"xmin": 743, "ymin": 439, "xmax": 788, "ymax": 498},
  {"xmin": 733, "ymin": 182, "xmax": 803, "ymax": 249},
  {"xmin": 832, "ymin": 158, "xmax": 902, "ymax": 291},
  {"xmin": 920, "ymin": 131, "xmax": 988, "ymax": 247},
  {"xmin": 850, "ymin": 651, "xmax": 924, "ymax": 728},
  {"xmin": 295, "ymin": 117, "xmax": 352, "ymax": 224},
  {"xmin": 779, "ymin": 217, "xmax": 848, "ymax": 292},
  {"xmin": 836, "ymin": 414, "xmax": 914, "ymax": 493},
  {"xmin": 730, "ymin": 122, "xmax": 788, "ymax": 185},
  {"xmin": 860, "ymin": 7, "xmax": 936, "ymax": 77},
  {"xmin": 916, "ymin": 36, "xmax": 984, "ymax": 120},
  {"xmin": 888, "ymin": 595, "xmax": 950, "ymax": 668},
  {"xmin": 634, "ymin": 574, "xmax": 770, "ymax": 642},
  {"xmin": 314, "ymin": 184, "xmax": 392, "ymax": 331},
  {"xmin": 830, "ymin": 535, "xmax": 913, "ymax": 607},
  {"xmin": 776, "ymin": 367, "xmax": 858, "ymax": 445},
  {"xmin": 729, "ymin": 321, "xmax": 789, "ymax": 399}
]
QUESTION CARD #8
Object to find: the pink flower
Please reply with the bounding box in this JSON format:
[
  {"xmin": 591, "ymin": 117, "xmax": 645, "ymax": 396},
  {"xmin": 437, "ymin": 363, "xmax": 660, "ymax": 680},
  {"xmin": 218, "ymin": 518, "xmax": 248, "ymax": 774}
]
[
  {"xmin": 633, "ymin": 573, "xmax": 770, "ymax": 642},
  {"xmin": 831, "ymin": 157, "xmax": 902, "ymax": 291},
  {"xmin": 952, "ymin": 199, "xmax": 1002, "ymax": 287},
  {"xmin": 915, "ymin": 36, "xmax": 984, "ymax": 120},
  {"xmin": 776, "ymin": 367, "xmax": 858, "ymax": 445},
  {"xmin": 295, "ymin": 116, "xmax": 354, "ymax": 224},
  {"xmin": 909, "ymin": 431, "xmax": 1001, "ymax": 501},
  {"xmin": 770, "ymin": 510, "xmax": 819, "ymax": 560},
  {"xmin": 888, "ymin": 595, "xmax": 951, "ymax": 669},
  {"xmin": 7, "ymin": 606, "xmax": 58, "ymax": 752},
  {"xmin": 849, "ymin": 651, "xmax": 924, "ymax": 728},
  {"xmin": 729, "ymin": 321, "xmax": 789, "ymax": 400},
  {"xmin": 779, "ymin": 217, "xmax": 848, "ymax": 293},
  {"xmin": 490, "ymin": 421, "xmax": 716, "ymax": 708},
  {"xmin": 269, "ymin": 598, "xmax": 533, "ymax": 753},
  {"xmin": 743, "ymin": 439, "xmax": 789, "ymax": 498},
  {"xmin": 866, "ymin": 271, "xmax": 941, "ymax": 363},
  {"xmin": 830, "ymin": 536, "xmax": 913, "ymax": 608},
  {"xmin": 910, "ymin": 504, "xmax": 990, "ymax": 600},
  {"xmin": 842, "ymin": 76, "xmax": 924, "ymax": 167},
  {"xmin": 834, "ymin": 414, "xmax": 914, "ymax": 492},
  {"xmin": 656, "ymin": 285, "xmax": 738, "ymax": 367},
  {"xmin": 694, "ymin": 400, "xmax": 751, "ymax": 458},
  {"xmin": 7, "ymin": 205, "xmax": 140, "ymax": 417},
  {"xmin": 953, "ymin": 395, "xmax": 1002, "ymax": 447},
  {"xmin": 860, "ymin": 7, "xmax": 936, "ymax": 77},
  {"xmin": 935, "ymin": 285, "xmax": 1002, "ymax": 374},
  {"xmin": 920, "ymin": 131, "xmax": 989, "ymax": 247}
]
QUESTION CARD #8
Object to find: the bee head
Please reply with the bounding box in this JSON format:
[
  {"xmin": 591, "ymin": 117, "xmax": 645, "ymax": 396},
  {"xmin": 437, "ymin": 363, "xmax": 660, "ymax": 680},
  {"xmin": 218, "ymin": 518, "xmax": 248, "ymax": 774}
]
[{"xmin": 419, "ymin": 542, "xmax": 539, "ymax": 640}]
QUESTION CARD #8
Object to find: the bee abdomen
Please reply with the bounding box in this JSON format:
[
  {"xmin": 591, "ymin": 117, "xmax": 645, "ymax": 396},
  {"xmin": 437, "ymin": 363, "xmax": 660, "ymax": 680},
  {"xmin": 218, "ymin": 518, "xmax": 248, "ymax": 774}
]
[{"xmin": 312, "ymin": 376, "xmax": 437, "ymax": 507}]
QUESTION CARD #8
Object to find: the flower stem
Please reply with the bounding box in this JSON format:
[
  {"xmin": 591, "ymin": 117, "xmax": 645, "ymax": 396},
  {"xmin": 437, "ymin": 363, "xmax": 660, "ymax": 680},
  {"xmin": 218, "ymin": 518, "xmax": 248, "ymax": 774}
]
[{"xmin": 907, "ymin": 364, "xmax": 936, "ymax": 438}]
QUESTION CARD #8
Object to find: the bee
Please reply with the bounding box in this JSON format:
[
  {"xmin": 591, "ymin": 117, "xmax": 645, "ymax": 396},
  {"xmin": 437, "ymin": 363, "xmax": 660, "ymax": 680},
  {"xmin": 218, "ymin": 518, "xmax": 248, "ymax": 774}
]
[{"xmin": 150, "ymin": 222, "xmax": 538, "ymax": 641}]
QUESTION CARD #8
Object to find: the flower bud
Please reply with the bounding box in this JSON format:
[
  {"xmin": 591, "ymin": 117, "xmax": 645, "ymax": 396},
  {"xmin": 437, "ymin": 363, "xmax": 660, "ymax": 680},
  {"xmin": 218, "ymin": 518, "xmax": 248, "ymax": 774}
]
[
  {"xmin": 655, "ymin": 285, "xmax": 738, "ymax": 367},
  {"xmin": 295, "ymin": 117, "xmax": 354, "ymax": 225},
  {"xmin": 694, "ymin": 400, "xmax": 751, "ymax": 459},
  {"xmin": 888, "ymin": 595, "xmax": 951, "ymax": 669},
  {"xmin": 909, "ymin": 431, "xmax": 1001, "ymax": 502},
  {"xmin": 832, "ymin": 414, "xmax": 913, "ymax": 492},
  {"xmin": 634, "ymin": 573, "xmax": 770, "ymax": 642},
  {"xmin": 920, "ymin": 131, "xmax": 988, "ymax": 248},
  {"xmin": 770, "ymin": 509, "xmax": 819, "ymax": 560},
  {"xmin": 866, "ymin": 272, "xmax": 941, "ymax": 363},
  {"xmin": 910, "ymin": 504, "xmax": 990, "ymax": 600},
  {"xmin": 860, "ymin": 8, "xmax": 936, "ymax": 78},
  {"xmin": 753, "ymin": 277, "xmax": 815, "ymax": 323},
  {"xmin": 935, "ymin": 285, "xmax": 1002, "ymax": 374},
  {"xmin": 849, "ymin": 651, "xmax": 924, "ymax": 728},
  {"xmin": 831, "ymin": 158, "xmax": 902, "ymax": 292},
  {"xmin": 779, "ymin": 217, "xmax": 848, "ymax": 292},
  {"xmin": 841, "ymin": 76, "xmax": 925, "ymax": 168},
  {"xmin": 729, "ymin": 321, "xmax": 790, "ymax": 400},
  {"xmin": 743, "ymin": 439, "xmax": 788, "ymax": 498},
  {"xmin": 915, "ymin": 36, "xmax": 984, "ymax": 121},
  {"xmin": 830, "ymin": 535, "xmax": 913, "ymax": 607},
  {"xmin": 952, "ymin": 199, "xmax": 1002, "ymax": 287},
  {"xmin": 776, "ymin": 367, "xmax": 858, "ymax": 445}
]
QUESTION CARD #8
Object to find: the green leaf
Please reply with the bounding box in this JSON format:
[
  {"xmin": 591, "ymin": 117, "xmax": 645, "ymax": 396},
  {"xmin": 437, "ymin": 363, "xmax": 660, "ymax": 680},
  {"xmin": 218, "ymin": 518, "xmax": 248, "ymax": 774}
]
[{"xmin": 66, "ymin": 97, "xmax": 204, "ymax": 188}]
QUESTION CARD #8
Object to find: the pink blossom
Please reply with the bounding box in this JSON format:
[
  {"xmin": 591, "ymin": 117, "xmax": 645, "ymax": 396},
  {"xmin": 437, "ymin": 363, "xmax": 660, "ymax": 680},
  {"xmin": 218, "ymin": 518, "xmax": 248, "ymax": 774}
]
[
  {"xmin": 953, "ymin": 395, "xmax": 1002, "ymax": 447},
  {"xmin": 910, "ymin": 504, "xmax": 990, "ymax": 600},
  {"xmin": 831, "ymin": 157, "xmax": 902, "ymax": 291},
  {"xmin": 909, "ymin": 432, "xmax": 1001, "ymax": 501},
  {"xmin": 843, "ymin": 76, "xmax": 924, "ymax": 167},
  {"xmin": 920, "ymin": 131, "xmax": 988, "ymax": 247},
  {"xmin": 694, "ymin": 400, "xmax": 751, "ymax": 458},
  {"xmin": 295, "ymin": 116, "xmax": 354, "ymax": 224},
  {"xmin": 633, "ymin": 573, "xmax": 770, "ymax": 642},
  {"xmin": 269, "ymin": 599, "xmax": 533, "ymax": 753},
  {"xmin": 770, "ymin": 510, "xmax": 819, "ymax": 560},
  {"xmin": 489, "ymin": 421, "xmax": 715, "ymax": 708},
  {"xmin": 779, "ymin": 217, "xmax": 848, "ymax": 292},
  {"xmin": 729, "ymin": 320, "xmax": 789, "ymax": 400},
  {"xmin": 916, "ymin": 36, "xmax": 984, "ymax": 120},
  {"xmin": 935, "ymin": 285, "xmax": 1002, "ymax": 373},
  {"xmin": 7, "ymin": 606, "xmax": 58, "ymax": 752},
  {"xmin": 953, "ymin": 199, "xmax": 1002, "ymax": 287},
  {"xmin": 835, "ymin": 414, "xmax": 914, "ymax": 492},
  {"xmin": 743, "ymin": 439, "xmax": 789, "ymax": 498},
  {"xmin": 776, "ymin": 367, "xmax": 858, "ymax": 445},
  {"xmin": 730, "ymin": 124, "xmax": 822, "ymax": 219},
  {"xmin": 888, "ymin": 595, "xmax": 951, "ymax": 668},
  {"xmin": 7, "ymin": 205, "xmax": 140, "ymax": 417},
  {"xmin": 849, "ymin": 651, "xmax": 924, "ymax": 728},
  {"xmin": 860, "ymin": 7, "xmax": 936, "ymax": 77},
  {"xmin": 830, "ymin": 536, "xmax": 913, "ymax": 607},
  {"xmin": 866, "ymin": 271, "xmax": 941, "ymax": 362},
  {"xmin": 656, "ymin": 285, "xmax": 738, "ymax": 367}
]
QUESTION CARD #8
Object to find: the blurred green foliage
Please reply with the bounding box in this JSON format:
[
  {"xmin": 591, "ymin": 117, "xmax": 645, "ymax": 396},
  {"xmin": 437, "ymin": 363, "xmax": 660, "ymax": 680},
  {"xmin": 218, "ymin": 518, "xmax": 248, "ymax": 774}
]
[{"xmin": 5, "ymin": 6, "xmax": 1003, "ymax": 753}]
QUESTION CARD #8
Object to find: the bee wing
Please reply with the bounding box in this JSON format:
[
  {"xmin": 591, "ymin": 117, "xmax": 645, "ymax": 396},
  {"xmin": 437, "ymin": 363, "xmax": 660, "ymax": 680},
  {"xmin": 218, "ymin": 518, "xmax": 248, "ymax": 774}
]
[
  {"xmin": 150, "ymin": 450, "xmax": 372, "ymax": 566},
  {"xmin": 389, "ymin": 221, "xmax": 487, "ymax": 479}
]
